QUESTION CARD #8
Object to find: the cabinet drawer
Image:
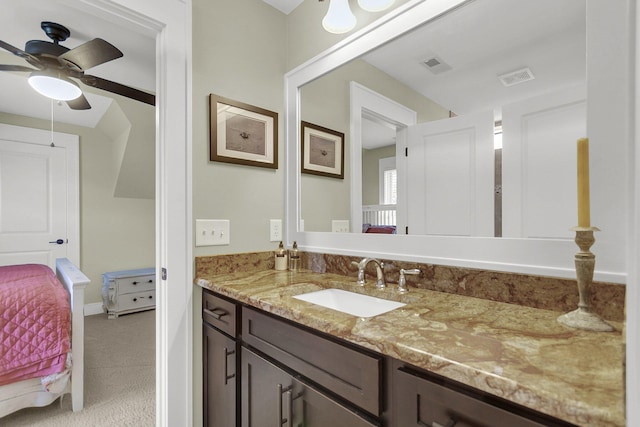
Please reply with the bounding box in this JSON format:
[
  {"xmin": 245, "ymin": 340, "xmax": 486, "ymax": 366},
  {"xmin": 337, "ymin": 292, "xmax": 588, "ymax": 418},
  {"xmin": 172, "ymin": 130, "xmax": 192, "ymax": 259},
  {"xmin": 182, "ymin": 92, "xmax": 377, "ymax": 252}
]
[
  {"xmin": 203, "ymin": 290, "xmax": 237, "ymax": 337},
  {"xmin": 118, "ymin": 290, "xmax": 155, "ymax": 312},
  {"xmin": 395, "ymin": 367, "xmax": 570, "ymax": 427},
  {"xmin": 242, "ymin": 307, "xmax": 381, "ymax": 416},
  {"xmin": 116, "ymin": 274, "xmax": 155, "ymax": 294}
]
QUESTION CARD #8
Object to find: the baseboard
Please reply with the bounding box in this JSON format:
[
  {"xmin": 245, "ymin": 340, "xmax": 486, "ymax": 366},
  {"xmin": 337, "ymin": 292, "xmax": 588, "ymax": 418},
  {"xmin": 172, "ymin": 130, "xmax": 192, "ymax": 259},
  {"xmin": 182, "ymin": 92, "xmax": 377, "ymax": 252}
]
[{"xmin": 84, "ymin": 302, "xmax": 104, "ymax": 316}]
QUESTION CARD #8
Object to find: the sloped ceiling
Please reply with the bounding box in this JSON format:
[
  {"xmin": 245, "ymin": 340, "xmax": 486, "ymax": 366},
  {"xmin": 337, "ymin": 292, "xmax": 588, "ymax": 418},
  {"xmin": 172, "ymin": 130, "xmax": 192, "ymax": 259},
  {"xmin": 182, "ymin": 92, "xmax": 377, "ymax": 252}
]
[{"xmin": 0, "ymin": 0, "xmax": 156, "ymax": 199}]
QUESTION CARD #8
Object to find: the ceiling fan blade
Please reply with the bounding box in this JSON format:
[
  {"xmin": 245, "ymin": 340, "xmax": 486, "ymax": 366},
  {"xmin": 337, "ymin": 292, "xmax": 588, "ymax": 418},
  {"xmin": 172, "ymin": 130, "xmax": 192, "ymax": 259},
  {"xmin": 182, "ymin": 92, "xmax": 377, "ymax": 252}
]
[
  {"xmin": 58, "ymin": 38, "xmax": 123, "ymax": 71},
  {"xmin": 66, "ymin": 94, "xmax": 91, "ymax": 110},
  {"xmin": 80, "ymin": 74, "xmax": 155, "ymax": 106},
  {"xmin": 0, "ymin": 40, "xmax": 34, "ymax": 59},
  {"xmin": 0, "ymin": 64, "xmax": 36, "ymax": 72}
]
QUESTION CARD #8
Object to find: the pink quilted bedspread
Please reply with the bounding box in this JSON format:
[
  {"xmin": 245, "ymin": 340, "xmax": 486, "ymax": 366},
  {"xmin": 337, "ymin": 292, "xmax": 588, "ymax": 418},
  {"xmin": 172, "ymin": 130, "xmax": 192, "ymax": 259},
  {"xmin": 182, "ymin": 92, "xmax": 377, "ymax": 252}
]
[{"xmin": 0, "ymin": 264, "xmax": 71, "ymax": 386}]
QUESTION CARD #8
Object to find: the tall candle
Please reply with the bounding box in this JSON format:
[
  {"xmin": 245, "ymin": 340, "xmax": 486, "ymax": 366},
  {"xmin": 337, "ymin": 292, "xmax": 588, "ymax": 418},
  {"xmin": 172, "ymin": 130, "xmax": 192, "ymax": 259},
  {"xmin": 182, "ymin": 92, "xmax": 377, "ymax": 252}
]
[{"xmin": 577, "ymin": 138, "xmax": 590, "ymax": 227}]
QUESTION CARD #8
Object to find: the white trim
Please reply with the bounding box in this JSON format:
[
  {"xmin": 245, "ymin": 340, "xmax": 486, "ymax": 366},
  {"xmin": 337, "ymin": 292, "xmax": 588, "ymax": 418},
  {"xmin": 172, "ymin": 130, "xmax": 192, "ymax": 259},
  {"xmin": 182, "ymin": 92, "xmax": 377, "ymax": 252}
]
[
  {"xmin": 83, "ymin": 302, "xmax": 105, "ymax": 316},
  {"xmin": 628, "ymin": 1, "xmax": 639, "ymax": 425},
  {"xmin": 80, "ymin": 1, "xmax": 193, "ymax": 426},
  {"xmin": 349, "ymin": 82, "xmax": 417, "ymax": 235}
]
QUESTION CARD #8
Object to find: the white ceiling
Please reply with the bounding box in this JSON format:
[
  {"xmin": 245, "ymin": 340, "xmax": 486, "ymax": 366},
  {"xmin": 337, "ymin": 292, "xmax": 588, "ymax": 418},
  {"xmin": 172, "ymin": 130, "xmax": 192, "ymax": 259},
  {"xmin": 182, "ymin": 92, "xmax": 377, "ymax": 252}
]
[
  {"xmin": 262, "ymin": 0, "xmax": 305, "ymax": 15},
  {"xmin": 363, "ymin": 0, "xmax": 586, "ymax": 117},
  {"xmin": 358, "ymin": 0, "xmax": 585, "ymax": 150},
  {"xmin": 1, "ymin": 0, "xmax": 585, "ymax": 134},
  {"xmin": 0, "ymin": 0, "xmax": 155, "ymax": 127}
]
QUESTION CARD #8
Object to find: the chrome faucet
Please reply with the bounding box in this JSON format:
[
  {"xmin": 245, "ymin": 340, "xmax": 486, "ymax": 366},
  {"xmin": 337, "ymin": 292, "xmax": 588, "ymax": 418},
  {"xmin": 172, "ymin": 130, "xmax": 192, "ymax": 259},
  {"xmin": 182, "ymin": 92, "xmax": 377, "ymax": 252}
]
[
  {"xmin": 398, "ymin": 268, "xmax": 421, "ymax": 293},
  {"xmin": 353, "ymin": 258, "xmax": 386, "ymax": 288}
]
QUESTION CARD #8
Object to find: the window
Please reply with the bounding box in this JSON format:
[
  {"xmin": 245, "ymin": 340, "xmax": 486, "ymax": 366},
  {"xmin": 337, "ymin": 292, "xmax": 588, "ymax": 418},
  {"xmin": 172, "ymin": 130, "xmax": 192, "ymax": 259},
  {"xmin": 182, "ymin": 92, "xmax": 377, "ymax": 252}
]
[{"xmin": 379, "ymin": 156, "xmax": 396, "ymax": 205}]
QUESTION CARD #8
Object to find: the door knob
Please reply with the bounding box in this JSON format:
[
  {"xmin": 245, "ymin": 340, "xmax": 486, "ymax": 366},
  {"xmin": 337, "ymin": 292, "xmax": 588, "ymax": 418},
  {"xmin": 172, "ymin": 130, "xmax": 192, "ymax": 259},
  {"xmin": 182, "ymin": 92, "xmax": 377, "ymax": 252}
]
[{"xmin": 49, "ymin": 239, "xmax": 66, "ymax": 245}]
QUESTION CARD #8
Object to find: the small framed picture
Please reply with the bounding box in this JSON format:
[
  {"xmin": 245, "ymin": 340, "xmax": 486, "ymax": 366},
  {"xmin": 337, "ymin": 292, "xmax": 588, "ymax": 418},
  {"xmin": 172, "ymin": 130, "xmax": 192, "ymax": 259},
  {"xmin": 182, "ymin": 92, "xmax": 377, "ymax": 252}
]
[
  {"xmin": 301, "ymin": 121, "xmax": 344, "ymax": 179},
  {"xmin": 210, "ymin": 94, "xmax": 278, "ymax": 169}
]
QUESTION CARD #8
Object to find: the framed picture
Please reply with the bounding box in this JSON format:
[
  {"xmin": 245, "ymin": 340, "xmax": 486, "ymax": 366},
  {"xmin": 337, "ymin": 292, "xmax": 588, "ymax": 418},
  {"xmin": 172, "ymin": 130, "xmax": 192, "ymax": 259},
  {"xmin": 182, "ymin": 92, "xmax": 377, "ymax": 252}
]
[
  {"xmin": 301, "ymin": 121, "xmax": 344, "ymax": 179},
  {"xmin": 210, "ymin": 94, "xmax": 278, "ymax": 169}
]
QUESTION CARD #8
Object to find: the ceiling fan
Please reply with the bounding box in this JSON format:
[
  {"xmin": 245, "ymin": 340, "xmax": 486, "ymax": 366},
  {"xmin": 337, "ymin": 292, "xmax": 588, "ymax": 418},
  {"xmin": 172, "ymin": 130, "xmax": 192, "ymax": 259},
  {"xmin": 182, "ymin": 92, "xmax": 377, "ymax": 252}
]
[{"xmin": 0, "ymin": 21, "xmax": 155, "ymax": 110}]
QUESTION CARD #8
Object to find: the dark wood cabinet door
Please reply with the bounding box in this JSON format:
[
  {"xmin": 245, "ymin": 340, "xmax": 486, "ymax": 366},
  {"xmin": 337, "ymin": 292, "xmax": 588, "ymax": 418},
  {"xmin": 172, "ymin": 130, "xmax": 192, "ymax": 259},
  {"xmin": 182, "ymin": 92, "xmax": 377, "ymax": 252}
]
[
  {"xmin": 394, "ymin": 367, "xmax": 561, "ymax": 427},
  {"xmin": 241, "ymin": 347, "xmax": 293, "ymax": 427},
  {"xmin": 204, "ymin": 323, "xmax": 237, "ymax": 427},
  {"xmin": 242, "ymin": 347, "xmax": 376, "ymax": 427}
]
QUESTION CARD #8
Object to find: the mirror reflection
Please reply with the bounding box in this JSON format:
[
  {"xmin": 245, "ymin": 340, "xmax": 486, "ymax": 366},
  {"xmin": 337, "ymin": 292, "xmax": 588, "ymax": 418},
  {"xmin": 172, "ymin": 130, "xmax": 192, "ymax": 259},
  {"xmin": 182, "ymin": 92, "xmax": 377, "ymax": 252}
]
[{"xmin": 300, "ymin": 0, "xmax": 586, "ymax": 238}]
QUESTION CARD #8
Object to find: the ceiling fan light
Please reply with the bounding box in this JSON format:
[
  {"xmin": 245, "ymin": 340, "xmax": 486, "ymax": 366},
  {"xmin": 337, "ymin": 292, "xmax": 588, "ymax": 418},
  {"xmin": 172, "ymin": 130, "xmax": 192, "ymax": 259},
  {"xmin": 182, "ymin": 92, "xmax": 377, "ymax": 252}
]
[
  {"xmin": 358, "ymin": 0, "xmax": 395, "ymax": 12},
  {"xmin": 28, "ymin": 71, "xmax": 82, "ymax": 101},
  {"xmin": 322, "ymin": 0, "xmax": 357, "ymax": 34}
]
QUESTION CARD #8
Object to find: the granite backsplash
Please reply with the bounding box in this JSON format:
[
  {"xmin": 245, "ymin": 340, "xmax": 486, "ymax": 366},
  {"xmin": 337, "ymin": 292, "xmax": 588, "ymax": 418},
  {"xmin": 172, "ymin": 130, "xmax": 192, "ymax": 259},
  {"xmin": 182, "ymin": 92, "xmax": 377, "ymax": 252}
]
[{"xmin": 195, "ymin": 250, "xmax": 625, "ymax": 322}]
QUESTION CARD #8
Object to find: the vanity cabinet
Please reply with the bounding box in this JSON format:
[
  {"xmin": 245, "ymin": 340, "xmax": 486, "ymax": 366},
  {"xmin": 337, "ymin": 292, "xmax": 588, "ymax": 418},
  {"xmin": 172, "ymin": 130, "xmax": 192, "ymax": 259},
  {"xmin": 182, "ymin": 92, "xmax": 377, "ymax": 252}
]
[
  {"xmin": 241, "ymin": 347, "xmax": 377, "ymax": 427},
  {"xmin": 202, "ymin": 291, "xmax": 238, "ymax": 427},
  {"xmin": 393, "ymin": 365, "xmax": 575, "ymax": 427},
  {"xmin": 202, "ymin": 288, "xmax": 575, "ymax": 427}
]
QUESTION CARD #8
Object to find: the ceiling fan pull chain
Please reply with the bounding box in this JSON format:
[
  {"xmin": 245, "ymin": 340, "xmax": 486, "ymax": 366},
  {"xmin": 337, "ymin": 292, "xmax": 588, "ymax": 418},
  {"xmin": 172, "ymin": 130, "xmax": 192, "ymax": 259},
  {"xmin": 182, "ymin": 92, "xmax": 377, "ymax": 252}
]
[{"xmin": 50, "ymin": 98, "xmax": 55, "ymax": 147}]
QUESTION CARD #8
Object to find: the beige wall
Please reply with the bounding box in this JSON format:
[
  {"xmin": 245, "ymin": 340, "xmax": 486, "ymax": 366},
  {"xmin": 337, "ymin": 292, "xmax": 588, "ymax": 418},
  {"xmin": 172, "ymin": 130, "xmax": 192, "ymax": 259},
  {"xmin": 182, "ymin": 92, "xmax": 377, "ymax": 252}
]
[
  {"xmin": 192, "ymin": 0, "xmax": 286, "ymax": 257},
  {"xmin": 0, "ymin": 96, "xmax": 155, "ymax": 305},
  {"xmin": 363, "ymin": 144, "xmax": 396, "ymax": 205},
  {"xmin": 300, "ymin": 58, "xmax": 448, "ymax": 231},
  {"xmin": 191, "ymin": 0, "xmax": 287, "ymax": 423},
  {"xmin": 191, "ymin": 0, "xmax": 448, "ymax": 422}
]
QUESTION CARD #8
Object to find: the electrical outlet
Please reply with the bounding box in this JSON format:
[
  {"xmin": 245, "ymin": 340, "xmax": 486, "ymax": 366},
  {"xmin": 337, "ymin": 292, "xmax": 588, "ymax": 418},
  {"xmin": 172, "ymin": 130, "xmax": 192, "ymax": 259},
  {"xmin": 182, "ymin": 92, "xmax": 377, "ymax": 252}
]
[
  {"xmin": 270, "ymin": 219, "xmax": 282, "ymax": 242},
  {"xmin": 332, "ymin": 220, "xmax": 350, "ymax": 233},
  {"xmin": 195, "ymin": 219, "xmax": 230, "ymax": 246}
]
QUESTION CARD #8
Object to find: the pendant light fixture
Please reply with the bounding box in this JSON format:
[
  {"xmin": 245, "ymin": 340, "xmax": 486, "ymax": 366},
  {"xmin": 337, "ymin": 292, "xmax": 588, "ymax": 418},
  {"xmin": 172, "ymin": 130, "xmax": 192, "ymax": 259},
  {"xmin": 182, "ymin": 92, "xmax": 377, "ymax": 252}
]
[
  {"xmin": 357, "ymin": 0, "xmax": 395, "ymax": 12},
  {"xmin": 322, "ymin": 0, "xmax": 357, "ymax": 34},
  {"xmin": 28, "ymin": 70, "xmax": 82, "ymax": 101}
]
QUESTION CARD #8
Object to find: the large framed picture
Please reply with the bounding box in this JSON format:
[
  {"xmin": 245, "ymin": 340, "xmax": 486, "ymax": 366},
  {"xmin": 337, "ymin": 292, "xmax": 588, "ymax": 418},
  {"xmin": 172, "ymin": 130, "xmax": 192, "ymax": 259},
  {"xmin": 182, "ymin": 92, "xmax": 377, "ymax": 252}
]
[
  {"xmin": 210, "ymin": 94, "xmax": 278, "ymax": 169},
  {"xmin": 301, "ymin": 121, "xmax": 344, "ymax": 179}
]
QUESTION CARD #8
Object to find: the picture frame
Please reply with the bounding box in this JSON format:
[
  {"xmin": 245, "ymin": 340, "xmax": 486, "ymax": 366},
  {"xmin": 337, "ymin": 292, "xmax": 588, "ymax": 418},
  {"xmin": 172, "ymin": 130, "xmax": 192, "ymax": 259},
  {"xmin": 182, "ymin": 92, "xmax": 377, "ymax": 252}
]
[
  {"xmin": 210, "ymin": 94, "xmax": 278, "ymax": 169},
  {"xmin": 301, "ymin": 121, "xmax": 344, "ymax": 179}
]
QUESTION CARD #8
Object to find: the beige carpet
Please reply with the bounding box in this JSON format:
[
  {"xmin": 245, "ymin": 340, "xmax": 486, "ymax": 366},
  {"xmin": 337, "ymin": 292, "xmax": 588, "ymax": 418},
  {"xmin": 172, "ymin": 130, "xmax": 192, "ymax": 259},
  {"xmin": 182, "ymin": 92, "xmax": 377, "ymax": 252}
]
[{"xmin": 2, "ymin": 310, "xmax": 156, "ymax": 426}]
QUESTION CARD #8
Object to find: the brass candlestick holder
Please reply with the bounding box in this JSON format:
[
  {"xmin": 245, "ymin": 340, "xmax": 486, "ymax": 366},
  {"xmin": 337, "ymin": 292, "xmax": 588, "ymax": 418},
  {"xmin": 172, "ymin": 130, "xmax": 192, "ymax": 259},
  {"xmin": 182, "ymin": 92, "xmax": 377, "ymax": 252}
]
[{"xmin": 557, "ymin": 226, "xmax": 614, "ymax": 332}]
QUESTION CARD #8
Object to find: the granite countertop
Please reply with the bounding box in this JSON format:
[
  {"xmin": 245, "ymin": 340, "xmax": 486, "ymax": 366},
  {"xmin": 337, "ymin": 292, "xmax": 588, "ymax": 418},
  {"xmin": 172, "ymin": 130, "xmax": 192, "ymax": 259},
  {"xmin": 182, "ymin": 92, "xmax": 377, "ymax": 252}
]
[{"xmin": 195, "ymin": 269, "xmax": 624, "ymax": 427}]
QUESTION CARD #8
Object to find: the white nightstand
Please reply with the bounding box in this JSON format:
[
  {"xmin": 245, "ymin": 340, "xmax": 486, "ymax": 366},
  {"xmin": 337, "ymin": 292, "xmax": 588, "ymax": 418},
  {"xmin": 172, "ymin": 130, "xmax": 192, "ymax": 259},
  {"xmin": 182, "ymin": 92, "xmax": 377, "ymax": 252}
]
[{"xmin": 102, "ymin": 267, "xmax": 156, "ymax": 319}]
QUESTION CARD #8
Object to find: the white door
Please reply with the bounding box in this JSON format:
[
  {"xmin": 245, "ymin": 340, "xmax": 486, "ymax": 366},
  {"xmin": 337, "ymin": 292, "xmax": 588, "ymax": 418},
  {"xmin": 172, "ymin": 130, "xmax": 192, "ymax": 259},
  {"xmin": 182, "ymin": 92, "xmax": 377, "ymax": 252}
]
[
  {"xmin": 406, "ymin": 110, "xmax": 495, "ymax": 236},
  {"xmin": 0, "ymin": 124, "xmax": 79, "ymax": 268},
  {"xmin": 501, "ymin": 85, "xmax": 586, "ymax": 239}
]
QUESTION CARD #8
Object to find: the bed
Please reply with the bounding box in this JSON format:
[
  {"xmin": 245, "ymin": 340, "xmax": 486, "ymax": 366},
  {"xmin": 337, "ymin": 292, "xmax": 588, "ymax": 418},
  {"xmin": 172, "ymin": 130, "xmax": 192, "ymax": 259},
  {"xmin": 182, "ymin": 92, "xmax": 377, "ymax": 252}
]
[
  {"xmin": 362, "ymin": 204, "xmax": 397, "ymax": 233},
  {"xmin": 0, "ymin": 258, "xmax": 89, "ymax": 417}
]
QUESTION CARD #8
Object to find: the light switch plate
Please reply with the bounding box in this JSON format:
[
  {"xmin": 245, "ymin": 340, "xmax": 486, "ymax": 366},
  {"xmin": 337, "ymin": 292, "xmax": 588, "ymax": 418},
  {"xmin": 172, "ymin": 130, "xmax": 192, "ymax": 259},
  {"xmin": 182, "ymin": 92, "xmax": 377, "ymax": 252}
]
[
  {"xmin": 270, "ymin": 219, "xmax": 282, "ymax": 242},
  {"xmin": 332, "ymin": 220, "xmax": 350, "ymax": 233},
  {"xmin": 196, "ymin": 219, "xmax": 230, "ymax": 246}
]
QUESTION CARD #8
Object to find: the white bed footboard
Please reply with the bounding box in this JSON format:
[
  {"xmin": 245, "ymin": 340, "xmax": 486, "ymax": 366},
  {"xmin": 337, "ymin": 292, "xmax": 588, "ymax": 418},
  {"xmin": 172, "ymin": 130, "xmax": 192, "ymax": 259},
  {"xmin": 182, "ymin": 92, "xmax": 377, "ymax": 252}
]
[{"xmin": 56, "ymin": 258, "xmax": 90, "ymax": 412}]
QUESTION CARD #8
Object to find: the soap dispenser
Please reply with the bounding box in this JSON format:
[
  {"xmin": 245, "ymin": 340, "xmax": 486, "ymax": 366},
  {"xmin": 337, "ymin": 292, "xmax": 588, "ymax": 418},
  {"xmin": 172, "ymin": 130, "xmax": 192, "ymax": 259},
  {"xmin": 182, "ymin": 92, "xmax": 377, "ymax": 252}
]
[
  {"xmin": 274, "ymin": 241, "xmax": 288, "ymax": 271},
  {"xmin": 289, "ymin": 241, "xmax": 300, "ymax": 272}
]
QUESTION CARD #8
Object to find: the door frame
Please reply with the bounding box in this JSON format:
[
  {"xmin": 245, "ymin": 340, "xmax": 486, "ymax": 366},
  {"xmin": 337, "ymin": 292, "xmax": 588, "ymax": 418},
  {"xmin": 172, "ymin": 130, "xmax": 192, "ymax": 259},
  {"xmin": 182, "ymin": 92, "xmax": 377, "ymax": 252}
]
[
  {"xmin": 81, "ymin": 1, "xmax": 193, "ymax": 426},
  {"xmin": 0, "ymin": 123, "xmax": 80, "ymax": 267}
]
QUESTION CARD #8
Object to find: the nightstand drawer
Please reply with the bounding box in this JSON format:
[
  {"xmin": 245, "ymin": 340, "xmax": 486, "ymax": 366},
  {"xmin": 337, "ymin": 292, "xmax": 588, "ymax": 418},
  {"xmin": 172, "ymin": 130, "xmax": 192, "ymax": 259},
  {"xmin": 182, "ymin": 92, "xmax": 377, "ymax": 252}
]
[
  {"xmin": 118, "ymin": 290, "xmax": 155, "ymax": 312},
  {"xmin": 117, "ymin": 274, "xmax": 155, "ymax": 294}
]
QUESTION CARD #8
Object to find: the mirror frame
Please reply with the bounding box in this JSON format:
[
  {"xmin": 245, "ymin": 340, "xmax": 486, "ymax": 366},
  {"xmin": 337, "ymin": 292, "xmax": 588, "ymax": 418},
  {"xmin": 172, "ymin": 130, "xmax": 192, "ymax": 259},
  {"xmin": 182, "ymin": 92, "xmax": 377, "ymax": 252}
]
[{"xmin": 285, "ymin": 0, "xmax": 630, "ymax": 284}]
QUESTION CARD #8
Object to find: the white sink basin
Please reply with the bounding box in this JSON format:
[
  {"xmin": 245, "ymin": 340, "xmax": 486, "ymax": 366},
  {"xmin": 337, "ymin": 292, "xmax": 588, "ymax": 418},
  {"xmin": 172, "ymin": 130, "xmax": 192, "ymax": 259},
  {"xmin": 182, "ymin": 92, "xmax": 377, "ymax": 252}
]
[{"xmin": 293, "ymin": 288, "xmax": 405, "ymax": 318}]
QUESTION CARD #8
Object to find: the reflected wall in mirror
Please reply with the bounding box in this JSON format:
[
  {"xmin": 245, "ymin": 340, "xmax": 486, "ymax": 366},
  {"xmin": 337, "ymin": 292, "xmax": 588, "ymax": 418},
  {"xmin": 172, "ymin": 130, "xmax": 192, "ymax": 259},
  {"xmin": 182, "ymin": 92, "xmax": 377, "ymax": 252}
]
[
  {"xmin": 300, "ymin": 0, "xmax": 586, "ymax": 238},
  {"xmin": 287, "ymin": 0, "xmax": 630, "ymax": 282}
]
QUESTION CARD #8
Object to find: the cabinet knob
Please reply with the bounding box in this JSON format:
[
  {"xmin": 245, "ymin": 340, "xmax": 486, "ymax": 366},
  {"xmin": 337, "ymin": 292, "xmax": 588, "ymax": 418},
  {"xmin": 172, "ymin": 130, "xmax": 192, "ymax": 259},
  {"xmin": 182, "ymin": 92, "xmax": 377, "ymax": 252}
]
[
  {"xmin": 133, "ymin": 297, "xmax": 138, "ymax": 302},
  {"xmin": 132, "ymin": 281, "xmax": 139, "ymax": 285}
]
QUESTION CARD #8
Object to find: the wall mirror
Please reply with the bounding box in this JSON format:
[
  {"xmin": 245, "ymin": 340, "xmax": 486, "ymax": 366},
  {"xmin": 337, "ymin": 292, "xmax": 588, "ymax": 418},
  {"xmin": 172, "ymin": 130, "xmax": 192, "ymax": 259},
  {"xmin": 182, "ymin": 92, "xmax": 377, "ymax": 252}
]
[{"xmin": 285, "ymin": 0, "xmax": 630, "ymax": 283}]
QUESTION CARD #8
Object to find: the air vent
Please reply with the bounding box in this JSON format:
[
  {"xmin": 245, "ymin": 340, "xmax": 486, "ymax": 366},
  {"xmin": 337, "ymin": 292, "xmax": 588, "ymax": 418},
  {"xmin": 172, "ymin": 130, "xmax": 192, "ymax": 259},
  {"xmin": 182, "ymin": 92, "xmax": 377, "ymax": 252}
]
[
  {"xmin": 421, "ymin": 55, "xmax": 452, "ymax": 75},
  {"xmin": 498, "ymin": 67, "xmax": 535, "ymax": 87}
]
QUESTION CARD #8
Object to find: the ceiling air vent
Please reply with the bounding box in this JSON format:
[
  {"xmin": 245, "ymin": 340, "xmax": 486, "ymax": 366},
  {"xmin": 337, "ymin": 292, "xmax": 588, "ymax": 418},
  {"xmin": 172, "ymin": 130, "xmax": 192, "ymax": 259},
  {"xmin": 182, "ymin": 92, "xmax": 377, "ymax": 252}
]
[
  {"xmin": 421, "ymin": 55, "xmax": 452, "ymax": 75},
  {"xmin": 498, "ymin": 67, "xmax": 535, "ymax": 87}
]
